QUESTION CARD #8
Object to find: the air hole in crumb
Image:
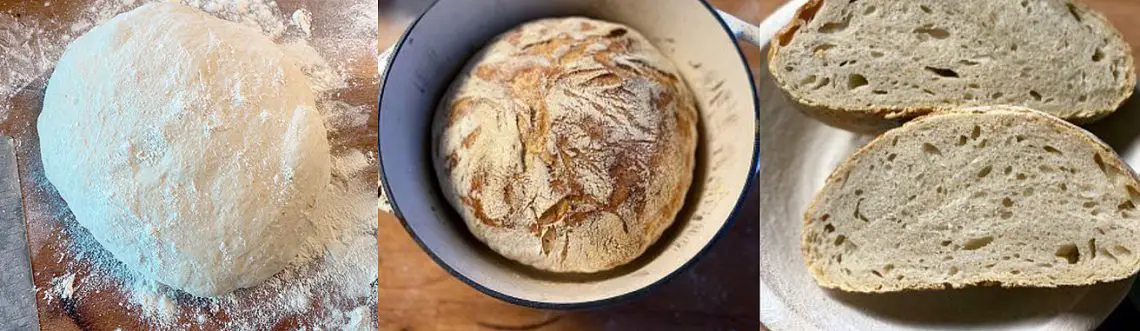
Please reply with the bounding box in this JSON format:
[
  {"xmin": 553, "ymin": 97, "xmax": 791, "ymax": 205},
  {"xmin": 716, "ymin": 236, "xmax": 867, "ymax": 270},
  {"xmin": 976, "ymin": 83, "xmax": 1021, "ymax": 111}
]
[
  {"xmin": 1043, "ymin": 146, "xmax": 1063, "ymax": 155},
  {"xmin": 1067, "ymin": 3, "xmax": 1083, "ymax": 22},
  {"xmin": 872, "ymin": 90, "xmax": 888, "ymax": 95},
  {"xmin": 834, "ymin": 235, "xmax": 847, "ymax": 246},
  {"xmin": 1011, "ymin": 270, "xmax": 1021, "ymax": 275},
  {"xmin": 1000, "ymin": 211, "xmax": 1013, "ymax": 219},
  {"xmin": 1029, "ymin": 90, "xmax": 1042, "ymax": 101},
  {"xmin": 1060, "ymin": 183, "xmax": 1068, "ymax": 191},
  {"xmin": 1119, "ymin": 200, "xmax": 1136, "ymax": 211},
  {"xmin": 1113, "ymin": 245, "xmax": 1132, "ymax": 256},
  {"xmin": 871, "ymin": 270, "xmax": 883, "ymax": 277},
  {"xmin": 1016, "ymin": 173, "xmax": 1027, "ymax": 180},
  {"xmin": 854, "ymin": 189, "xmax": 864, "ymax": 196},
  {"xmin": 1079, "ymin": 95, "xmax": 1088, "ymax": 102},
  {"xmin": 1056, "ymin": 244, "xmax": 1080, "ymax": 264},
  {"xmin": 941, "ymin": 240, "xmax": 952, "ymax": 247},
  {"xmin": 967, "ymin": 83, "xmax": 980, "ymax": 89},
  {"xmin": 812, "ymin": 77, "xmax": 832, "ymax": 90},
  {"xmin": 871, "ymin": 51, "xmax": 884, "ymax": 58},
  {"xmin": 991, "ymin": 92, "xmax": 1004, "ymax": 99},
  {"xmin": 1010, "ymin": 43, "xmax": 1019, "ymax": 52},
  {"xmin": 956, "ymin": 136, "xmax": 968, "ymax": 146},
  {"xmin": 924, "ymin": 66, "xmax": 960, "ymax": 78},
  {"xmin": 1094, "ymin": 153, "xmax": 1108, "ymax": 174},
  {"xmin": 824, "ymin": 224, "xmax": 835, "ymax": 233},
  {"xmin": 914, "ymin": 27, "xmax": 950, "ymax": 40},
  {"xmin": 1093, "ymin": 48, "xmax": 1105, "ymax": 62},
  {"xmin": 819, "ymin": 16, "xmax": 851, "ymax": 33},
  {"xmin": 800, "ymin": 75, "xmax": 818, "ymax": 86},
  {"xmin": 963, "ymin": 236, "xmax": 994, "ymax": 250},
  {"xmin": 923, "ymin": 89, "xmax": 937, "ymax": 96},
  {"xmin": 919, "ymin": 4, "xmax": 932, "ymax": 13},
  {"xmin": 1004, "ymin": 166, "xmax": 1013, "ymax": 175},
  {"xmin": 848, "ymin": 74, "xmax": 869, "ymax": 89},
  {"xmin": 887, "ymin": 153, "xmax": 897, "ymax": 161},
  {"xmin": 1002, "ymin": 197, "xmax": 1014, "ymax": 207},
  {"xmin": 976, "ymin": 166, "xmax": 992, "ymax": 178},
  {"xmin": 864, "ymin": 6, "xmax": 877, "ymax": 15},
  {"xmin": 971, "ymin": 125, "xmax": 981, "ymax": 139},
  {"xmin": 812, "ymin": 43, "xmax": 836, "ymax": 54},
  {"xmin": 922, "ymin": 143, "xmax": 942, "ymax": 156},
  {"xmin": 959, "ymin": 59, "xmax": 980, "ymax": 66},
  {"xmin": 1090, "ymin": 239, "xmax": 1098, "ymax": 259}
]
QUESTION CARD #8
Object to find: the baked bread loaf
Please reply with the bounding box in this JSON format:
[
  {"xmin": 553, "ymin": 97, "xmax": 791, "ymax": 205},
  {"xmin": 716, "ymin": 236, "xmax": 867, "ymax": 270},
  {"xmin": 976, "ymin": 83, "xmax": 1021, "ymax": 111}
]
[
  {"xmin": 803, "ymin": 106, "xmax": 1140, "ymax": 292},
  {"xmin": 769, "ymin": 0, "xmax": 1136, "ymax": 133},
  {"xmin": 432, "ymin": 17, "xmax": 699, "ymax": 273}
]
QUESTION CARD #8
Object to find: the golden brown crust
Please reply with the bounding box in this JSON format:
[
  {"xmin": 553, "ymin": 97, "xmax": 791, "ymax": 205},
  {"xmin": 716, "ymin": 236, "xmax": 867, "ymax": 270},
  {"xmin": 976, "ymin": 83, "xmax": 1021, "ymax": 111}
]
[{"xmin": 434, "ymin": 17, "xmax": 698, "ymax": 273}]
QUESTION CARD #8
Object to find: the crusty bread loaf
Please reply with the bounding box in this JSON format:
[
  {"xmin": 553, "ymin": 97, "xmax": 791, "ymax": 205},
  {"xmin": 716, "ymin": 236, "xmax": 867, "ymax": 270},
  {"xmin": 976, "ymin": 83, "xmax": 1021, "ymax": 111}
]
[
  {"xmin": 769, "ymin": 0, "xmax": 1136, "ymax": 133},
  {"xmin": 432, "ymin": 17, "xmax": 699, "ymax": 273},
  {"xmin": 803, "ymin": 106, "xmax": 1140, "ymax": 292}
]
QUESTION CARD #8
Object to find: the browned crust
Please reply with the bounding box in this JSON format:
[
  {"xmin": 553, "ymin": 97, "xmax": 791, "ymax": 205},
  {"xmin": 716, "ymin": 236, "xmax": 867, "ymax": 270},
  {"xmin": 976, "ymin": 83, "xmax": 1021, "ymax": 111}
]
[
  {"xmin": 437, "ymin": 18, "xmax": 697, "ymax": 273},
  {"xmin": 800, "ymin": 105, "xmax": 1140, "ymax": 293},
  {"xmin": 766, "ymin": 0, "xmax": 1137, "ymax": 134}
]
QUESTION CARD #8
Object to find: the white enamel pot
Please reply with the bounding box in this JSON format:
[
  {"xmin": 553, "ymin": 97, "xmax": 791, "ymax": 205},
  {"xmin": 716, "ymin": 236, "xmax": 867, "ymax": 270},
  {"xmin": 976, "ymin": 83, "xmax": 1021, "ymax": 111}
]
[{"xmin": 378, "ymin": 0, "xmax": 760, "ymax": 308}]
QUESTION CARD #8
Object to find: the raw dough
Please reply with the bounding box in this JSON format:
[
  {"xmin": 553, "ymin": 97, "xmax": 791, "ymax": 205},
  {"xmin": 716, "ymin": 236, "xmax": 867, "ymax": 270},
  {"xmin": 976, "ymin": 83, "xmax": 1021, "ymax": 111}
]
[{"xmin": 38, "ymin": 3, "xmax": 330, "ymax": 297}]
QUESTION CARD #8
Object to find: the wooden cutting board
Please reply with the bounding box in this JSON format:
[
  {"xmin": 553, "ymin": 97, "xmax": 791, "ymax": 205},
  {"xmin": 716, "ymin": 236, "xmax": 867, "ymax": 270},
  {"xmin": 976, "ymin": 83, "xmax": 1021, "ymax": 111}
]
[
  {"xmin": 375, "ymin": 0, "xmax": 762, "ymax": 330},
  {"xmin": 0, "ymin": 0, "xmax": 379, "ymax": 329}
]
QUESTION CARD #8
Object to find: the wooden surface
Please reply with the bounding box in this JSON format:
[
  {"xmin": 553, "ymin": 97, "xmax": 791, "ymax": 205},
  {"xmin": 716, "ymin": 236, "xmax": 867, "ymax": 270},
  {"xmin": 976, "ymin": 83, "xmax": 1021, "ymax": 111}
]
[
  {"xmin": 754, "ymin": 1, "xmax": 1140, "ymax": 330},
  {"xmin": 376, "ymin": 1, "xmax": 763, "ymax": 330},
  {"xmin": 0, "ymin": 1, "xmax": 379, "ymax": 329}
]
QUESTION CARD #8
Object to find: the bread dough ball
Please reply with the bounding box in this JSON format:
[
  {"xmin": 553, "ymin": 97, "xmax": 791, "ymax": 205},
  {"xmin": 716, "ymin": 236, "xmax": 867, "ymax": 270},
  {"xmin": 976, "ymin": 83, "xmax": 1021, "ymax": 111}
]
[
  {"xmin": 433, "ymin": 18, "xmax": 699, "ymax": 273},
  {"xmin": 38, "ymin": 3, "xmax": 330, "ymax": 297}
]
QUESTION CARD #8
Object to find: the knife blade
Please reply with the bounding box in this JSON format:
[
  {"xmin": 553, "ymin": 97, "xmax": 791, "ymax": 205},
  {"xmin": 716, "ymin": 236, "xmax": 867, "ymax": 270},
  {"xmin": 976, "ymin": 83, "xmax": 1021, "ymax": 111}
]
[{"xmin": 0, "ymin": 136, "xmax": 39, "ymax": 330}]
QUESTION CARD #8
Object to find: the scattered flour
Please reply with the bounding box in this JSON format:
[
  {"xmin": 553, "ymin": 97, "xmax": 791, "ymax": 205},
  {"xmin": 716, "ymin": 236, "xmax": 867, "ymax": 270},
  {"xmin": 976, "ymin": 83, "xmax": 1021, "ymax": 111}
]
[
  {"xmin": 322, "ymin": 100, "xmax": 371, "ymax": 132},
  {"xmin": 291, "ymin": 8, "xmax": 312, "ymax": 37},
  {"xmin": 44, "ymin": 273, "xmax": 75, "ymax": 304},
  {"xmin": 13, "ymin": 0, "xmax": 379, "ymax": 329}
]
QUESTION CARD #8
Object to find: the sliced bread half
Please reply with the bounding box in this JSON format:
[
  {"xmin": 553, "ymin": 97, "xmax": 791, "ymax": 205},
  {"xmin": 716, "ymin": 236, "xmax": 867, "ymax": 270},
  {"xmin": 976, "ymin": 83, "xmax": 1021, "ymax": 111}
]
[
  {"xmin": 769, "ymin": 0, "xmax": 1136, "ymax": 133},
  {"xmin": 802, "ymin": 105, "xmax": 1140, "ymax": 292}
]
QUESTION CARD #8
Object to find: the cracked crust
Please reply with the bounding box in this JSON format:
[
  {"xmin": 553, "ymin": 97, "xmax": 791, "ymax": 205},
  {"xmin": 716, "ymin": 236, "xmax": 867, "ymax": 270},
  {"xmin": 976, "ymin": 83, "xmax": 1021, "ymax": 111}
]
[{"xmin": 432, "ymin": 17, "xmax": 698, "ymax": 273}]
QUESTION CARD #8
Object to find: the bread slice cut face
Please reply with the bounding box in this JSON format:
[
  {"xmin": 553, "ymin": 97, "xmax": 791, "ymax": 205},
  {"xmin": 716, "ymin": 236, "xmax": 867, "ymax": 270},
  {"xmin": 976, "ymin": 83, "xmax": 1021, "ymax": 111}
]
[
  {"xmin": 769, "ymin": 0, "xmax": 1136, "ymax": 133},
  {"xmin": 803, "ymin": 106, "xmax": 1140, "ymax": 292}
]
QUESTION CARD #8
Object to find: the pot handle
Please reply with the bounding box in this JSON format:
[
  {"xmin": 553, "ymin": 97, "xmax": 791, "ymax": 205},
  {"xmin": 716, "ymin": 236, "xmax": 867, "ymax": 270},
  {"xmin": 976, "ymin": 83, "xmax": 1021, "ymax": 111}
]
[{"xmin": 714, "ymin": 9, "xmax": 762, "ymax": 48}]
